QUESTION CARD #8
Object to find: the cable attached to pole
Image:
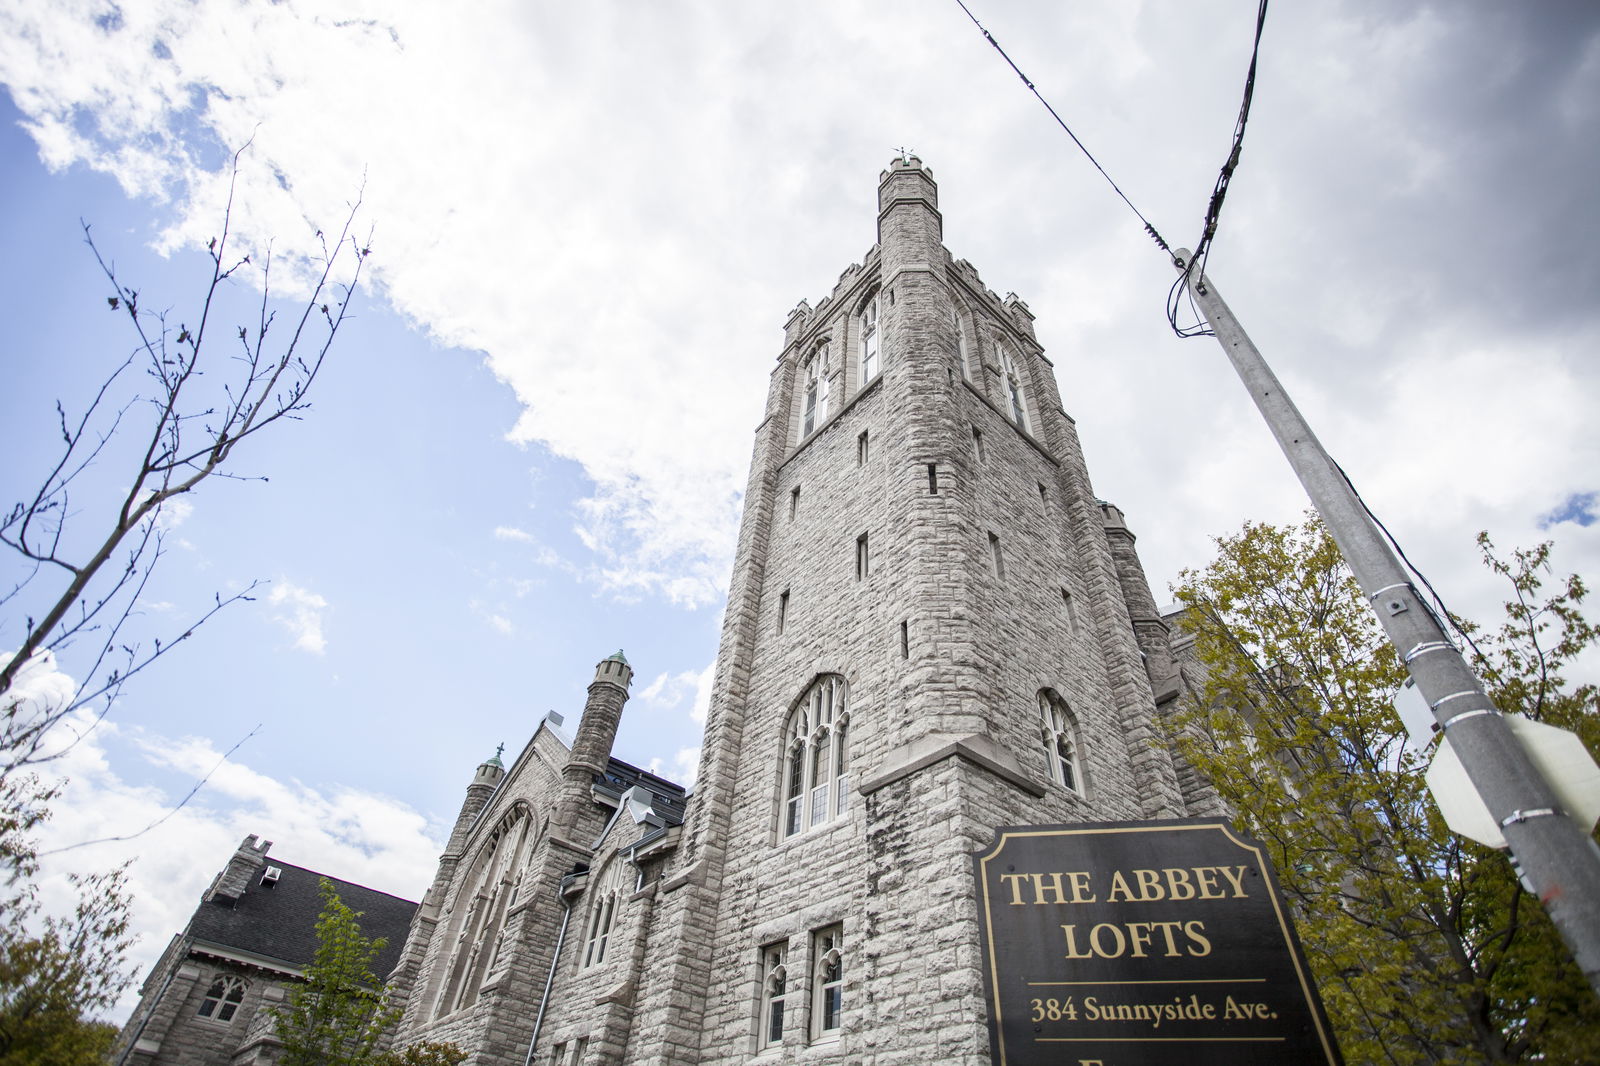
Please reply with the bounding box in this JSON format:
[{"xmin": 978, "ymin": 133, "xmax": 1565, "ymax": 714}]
[
  {"xmin": 1170, "ymin": 0, "xmax": 1270, "ymax": 339},
  {"xmin": 951, "ymin": 0, "xmax": 1272, "ymax": 340}
]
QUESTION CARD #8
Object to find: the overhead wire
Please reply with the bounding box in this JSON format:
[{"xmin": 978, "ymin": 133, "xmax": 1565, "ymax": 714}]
[
  {"xmin": 951, "ymin": 0, "xmax": 1174, "ymax": 258},
  {"xmin": 954, "ymin": 2, "xmax": 1473, "ymax": 658},
  {"xmin": 949, "ymin": 0, "xmax": 1269, "ymax": 340},
  {"xmin": 1170, "ymin": 0, "xmax": 1270, "ymax": 338}
]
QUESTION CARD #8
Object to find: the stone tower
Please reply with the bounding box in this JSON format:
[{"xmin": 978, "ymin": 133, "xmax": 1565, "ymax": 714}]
[
  {"xmin": 380, "ymin": 158, "xmax": 1205, "ymax": 1066},
  {"xmin": 617, "ymin": 156, "xmax": 1202, "ymax": 1065}
]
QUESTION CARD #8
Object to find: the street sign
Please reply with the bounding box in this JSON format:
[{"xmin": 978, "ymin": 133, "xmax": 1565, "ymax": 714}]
[{"xmin": 973, "ymin": 819, "xmax": 1341, "ymax": 1066}]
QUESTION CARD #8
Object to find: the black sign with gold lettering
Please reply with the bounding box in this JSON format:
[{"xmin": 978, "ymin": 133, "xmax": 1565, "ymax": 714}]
[{"xmin": 973, "ymin": 819, "xmax": 1341, "ymax": 1065}]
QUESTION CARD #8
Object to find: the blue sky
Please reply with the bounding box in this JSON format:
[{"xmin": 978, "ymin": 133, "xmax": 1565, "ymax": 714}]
[{"xmin": 3, "ymin": 0, "xmax": 1597, "ymax": 1019}]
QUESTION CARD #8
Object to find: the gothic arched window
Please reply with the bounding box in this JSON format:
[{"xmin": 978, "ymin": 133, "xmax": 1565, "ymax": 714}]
[
  {"xmin": 801, "ymin": 344, "xmax": 830, "ymax": 438},
  {"xmin": 1039, "ymin": 691, "xmax": 1083, "ymax": 794},
  {"xmin": 197, "ymin": 975, "xmax": 247, "ymax": 1022},
  {"xmin": 582, "ymin": 857, "xmax": 630, "ymax": 968},
  {"xmin": 952, "ymin": 305, "xmax": 972, "ymax": 380},
  {"xmin": 997, "ymin": 341, "xmax": 1029, "ymax": 431},
  {"xmin": 434, "ymin": 806, "xmax": 534, "ymax": 1017},
  {"xmin": 760, "ymin": 941, "xmax": 788, "ymax": 1048},
  {"xmin": 811, "ymin": 925, "xmax": 845, "ymax": 1040},
  {"xmin": 859, "ymin": 294, "xmax": 881, "ymax": 385},
  {"xmin": 782, "ymin": 676, "xmax": 850, "ymax": 838}
]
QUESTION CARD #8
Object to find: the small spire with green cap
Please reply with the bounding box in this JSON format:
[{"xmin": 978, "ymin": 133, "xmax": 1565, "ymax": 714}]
[
  {"xmin": 606, "ymin": 649, "xmax": 628, "ymax": 664},
  {"xmin": 487, "ymin": 742, "xmax": 505, "ymax": 768}
]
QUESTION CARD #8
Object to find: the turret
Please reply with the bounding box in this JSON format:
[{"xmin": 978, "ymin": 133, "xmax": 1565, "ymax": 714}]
[
  {"xmin": 565, "ymin": 650, "xmax": 633, "ymax": 782},
  {"xmin": 445, "ymin": 747, "xmax": 505, "ymax": 855},
  {"xmin": 876, "ymin": 153, "xmax": 942, "ymax": 265},
  {"xmin": 1099, "ymin": 501, "xmax": 1182, "ymax": 705}
]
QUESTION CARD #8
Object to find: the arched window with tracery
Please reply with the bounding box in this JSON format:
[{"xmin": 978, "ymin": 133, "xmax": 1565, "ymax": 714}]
[
  {"xmin": 782, "ymin": 675, "xmax": 850, "ymax": 838},
  {"xmin": 434, "ymin": 806, "xmax": 534, "ymax": 1017},
  {"xmin": 952, "ymin": 305, "xmax": 972, "ymax": 380},
  {"xmin": 801, "ymin": 343, "xmax": 830, "ymax": 438},
  {"xmin": 196, "ymin": 974, "xmax": 247, "ymax": 1023},
  {"xmin": 859, "ymin": 294, "xmax": 881, "ymax": 385},
  {"xmin": 997, "ymin": 340, "xmax": 1030, "ymax": 431},
  {"xmin": 582, "ymin": 856, "xmax": 631, "ymax": 968},
  {"xmin": 811, "ymin": 925, "xmax": 845, "ymax": 1040},
  {"xmin": 1039, "ymin": 691, "xmax": 1083, "ymax": 795}
]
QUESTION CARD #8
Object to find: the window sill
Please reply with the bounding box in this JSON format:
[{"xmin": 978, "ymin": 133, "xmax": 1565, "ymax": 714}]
[{"xmin": 775, "ymin": 812, "xmax": 855, "ymax": 851}]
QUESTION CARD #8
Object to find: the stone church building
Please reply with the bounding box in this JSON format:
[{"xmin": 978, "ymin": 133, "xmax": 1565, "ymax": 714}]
[{"xmin": 120, "ymin": 157, "xmax": 1217, "ymax": 1065}]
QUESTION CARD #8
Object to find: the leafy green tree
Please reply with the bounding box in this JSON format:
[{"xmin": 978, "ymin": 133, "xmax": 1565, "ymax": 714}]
[
  {"xmin": 1170, "ymin": 516, "xmax": 1600, "ymax": 1065},
  {"xmin": 0, "ymin": 773, "xmax": 132, "ymax": 1065},
  {"xmin": 275, "ymin": 879, "xmax": 462, "ymax": 1066}
]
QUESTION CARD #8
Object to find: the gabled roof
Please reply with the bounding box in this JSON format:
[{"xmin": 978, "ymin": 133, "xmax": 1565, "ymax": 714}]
[{"xmin": 185, "ymin": 860, "xmax": 417, "ymax": 976}]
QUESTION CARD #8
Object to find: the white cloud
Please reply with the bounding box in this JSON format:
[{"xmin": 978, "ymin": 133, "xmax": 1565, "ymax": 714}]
[
  {"xmin": 267, "ymin": 580, "xmax": 329, "ymax": 654},
  {"xmin": 2, "ymin": 0, "xmax": 1596, "ymax": 686},
  {"xmin": 647, "ymin": 745, "xmax": 702, "ymax": 791},
  {"xmin": 493, "ymin": 525, "xmax": 534, "ymax": 543},
  {"xmin": 155, "ymin": 496, "xmax": 194, "ymax": 531},
  {"xmin": 487, "ymin": 613, "xmax": 513, "ymax": 635},
  {"xmin": 29, "ymin": 709, "xmax": 442, "ymax": 1021},
  {"xmin": 0, "ymin": 648, "xmax": 78, "ymax": 721},
  {"xmin": 634, "ymin": 661, "xmax": 715, "ymax": 725}
]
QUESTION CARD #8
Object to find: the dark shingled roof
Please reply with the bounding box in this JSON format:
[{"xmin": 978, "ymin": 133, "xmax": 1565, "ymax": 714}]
[
  {"xmin": 598, "ymin": 755, "xmax": 689, "ymax": 826},
  {"xmin": 185, "ymin": 860, "xmax": 417, "ymax": 976}
]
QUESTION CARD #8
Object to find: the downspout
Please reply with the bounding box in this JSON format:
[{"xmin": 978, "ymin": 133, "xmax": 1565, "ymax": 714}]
[{"xmin": 525, "ymin": 870, "xmax": 587, "ymax": 1066}]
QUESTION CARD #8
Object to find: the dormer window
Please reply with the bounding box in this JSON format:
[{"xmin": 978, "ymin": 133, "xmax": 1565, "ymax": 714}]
[
  {"xmin": 802, "ymin": 344, "xmax": 830, "ymax": 437},
  {"xmin": 860, "ymin": 295, "xmax": 880, "ymax": 384}
]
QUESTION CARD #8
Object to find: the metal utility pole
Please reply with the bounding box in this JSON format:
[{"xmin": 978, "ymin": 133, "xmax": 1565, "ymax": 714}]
[{"xmin": 1174, "ymin": 250, "xmax": 1600, "ymax": 994}]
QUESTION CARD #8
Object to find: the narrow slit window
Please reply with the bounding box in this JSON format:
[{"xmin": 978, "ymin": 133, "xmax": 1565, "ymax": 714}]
[
  {"xmin": 856, "ymin": 533, "xmax": 870, "ymax": 580},
  {"xmin": 858, "ymin": 431, "xmax": 869, "ymax": 465},
  {"xmin": 1038, "ymin": 482, "xmax": 1049, "ymax": 507},
  {"xmin": 1062, "ymin": 589, "xmax": 1080, "ymax": 636},
  {"xmin": 778, "ymin": 590, "xmax": 789, "ymax": 634},
  {"xmin": 927, "ymin": 464, "xmax": 938, "ymax": 494},
  {"xmin": 972, "ymin": 426, "xmax": 986, "ymax": 462},
  {"xmin": 900, "ymin": 620, "xmax": 909, "ymax": 659},
  {"xmin": 790, "ymin": 486, "xmax": 800, "ymax": 520},
  {"xmin": 989, "ymin": 532, "xmax": 1005, "ymax": 579}
]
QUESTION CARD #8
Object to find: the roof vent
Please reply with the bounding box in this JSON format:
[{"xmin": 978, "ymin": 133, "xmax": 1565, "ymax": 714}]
[{"xmin": 261, "ymin": 866, "xmax": 282, "ymax": 886}]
